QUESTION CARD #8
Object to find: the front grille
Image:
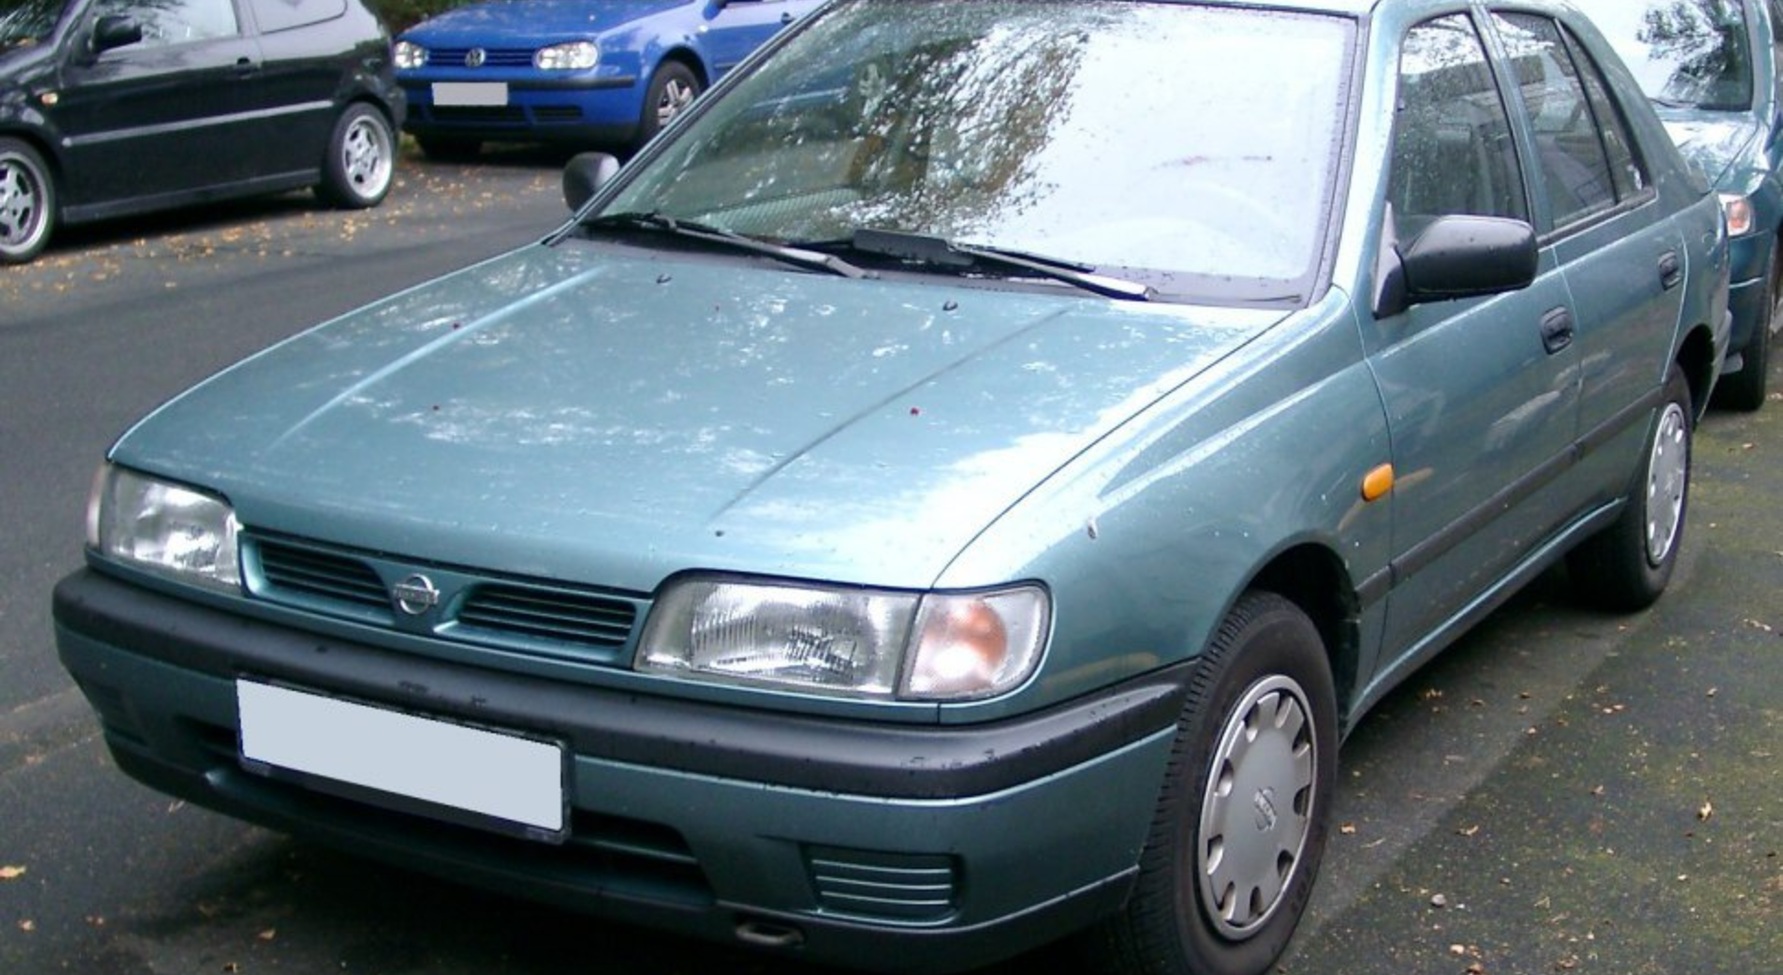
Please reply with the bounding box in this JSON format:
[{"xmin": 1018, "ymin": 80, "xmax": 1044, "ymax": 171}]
[
  {"xmin": 243, "ymin": 533, "xmax": 646, "ymax": 664},
  {"xmin": 458, "ymin": 583, "xmax": 636, "ymax": 650},
  {"xmin": 805, "ymin": 846, "xmax": 958, "ymax": 923},
  {"xmin": 429, "ymin": 105, "xmax": 527, "ymax": 124},
  {"xmin": 532, "ymin": 106, "xmax": 586, "ymax": 123},
  {"xmin": 430, "ymin": 47, "xmax": 536, "ymax": 68},
  {"xmin": 256, "ymin": 538, "xmax": 391, "ymax": 619}
]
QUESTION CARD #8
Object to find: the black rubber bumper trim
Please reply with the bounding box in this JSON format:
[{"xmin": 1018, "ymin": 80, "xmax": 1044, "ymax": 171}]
[{"xmin": 54, "ymin": 568, "xmax": 1189, "ymax": 800}]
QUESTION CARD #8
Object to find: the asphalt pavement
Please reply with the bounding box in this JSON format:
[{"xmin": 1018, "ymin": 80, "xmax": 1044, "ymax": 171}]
[{"xmin": 1, "ymin": 148, "xmax": 1778, "ymax": 975}]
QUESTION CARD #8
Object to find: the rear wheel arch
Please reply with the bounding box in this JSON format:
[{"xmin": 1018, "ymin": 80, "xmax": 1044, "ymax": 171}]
[{"xmin": 1677, "ymin": 321, "xmax": 1719, "ymax": 424}]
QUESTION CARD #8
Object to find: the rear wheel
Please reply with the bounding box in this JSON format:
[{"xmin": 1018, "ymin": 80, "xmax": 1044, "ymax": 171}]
[
  {"xmin": 1089, "ymin": 591, "xmax": 1336, "ymax": 975},
  {"xmin": 1569, "ymin": 363, "xmax": 1692, "ymax": 611},
  {"xmin": 0, "ymin": 137, "xmax": 55, "ymax": 264},
  {"xmin": 638, "ymin": 61, "xmax": 701, "ymax": 147},
  {"xmin": 318, "ymin": 104, "xmax": 396, "ymax": 208},
  {"xmin": 1711, "ymin": 250, "xmax": 1775, "ymax": 411}
]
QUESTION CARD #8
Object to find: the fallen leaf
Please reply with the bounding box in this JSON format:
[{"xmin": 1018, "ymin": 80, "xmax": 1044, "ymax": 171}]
[
  {"xmin": 1340, "ymin": 822, "xmax": 1358, "ymax": 835},
  {"xmin": 257, "ymin": 929, "xmax": 277, "ymax": 942},
  {"xmin": 1698, "ymin": 800, "xmax": 1713, "ymax": 822},
  {"xmin": 18, "ymin": 920, "xmax": 34, "ymax": 932},
  {"xmin": 0, "ymin": 865, "xmax": 25, "ymax": 880}
]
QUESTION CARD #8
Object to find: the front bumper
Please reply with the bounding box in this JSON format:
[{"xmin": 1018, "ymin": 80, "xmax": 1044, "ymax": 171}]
[
  {"xmin": 398, "ymin": 75, "xmax": 644, "ymax": 146},
  {"xmin": 1723, "ymin": 231, "xmax": 1773, "ymax": 364},
  {"xmin": 53, "ymin": 568, "xmax": 1183, "ymax": 973}
]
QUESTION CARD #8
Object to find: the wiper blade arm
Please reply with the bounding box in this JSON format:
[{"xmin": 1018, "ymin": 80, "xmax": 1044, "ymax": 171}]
[
  {"xmin": 849, "ymin": 228, "xmax": 1153, "ymax": 301},
  {"xmin": 583, "ymin": 212, "xmax": 870, "ymax": 279}
]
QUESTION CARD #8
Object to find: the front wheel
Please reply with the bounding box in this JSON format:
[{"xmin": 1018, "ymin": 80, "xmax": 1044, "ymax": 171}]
[
  {"xmin": 637, "ymin": 61, "xmax": 701, "ymax": 148},
  {"xmin": 1088, "ymin": 591, "xmax": 1337, "ymax": 975},
  {"xmin": 1568, "ymin": 363, "xmax": 1692, "ymax": 611},
  {"xmin": 317, "ymin": 104, "xmax": 396, "ymax": 209},
  {"xmin": 0, "ymin": 137, "xmax": 55, "ymax": 264}
]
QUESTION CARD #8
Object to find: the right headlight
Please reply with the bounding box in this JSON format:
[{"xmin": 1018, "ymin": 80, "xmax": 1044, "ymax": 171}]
[
  {"xmin": 86, "ymin": 463, "xmax": 241, "ymax": 593},
  {"xmin": 394, "ymin": 40, "xmax": 427, "ymax": 70},
  {"xmin": 637, "ymin": 576, "xmax": 1049, "ymax": 701}
]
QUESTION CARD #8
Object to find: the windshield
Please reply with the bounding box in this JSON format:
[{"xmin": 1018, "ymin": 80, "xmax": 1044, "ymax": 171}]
[
  {"xmin": 1571, "ymin": 0, "xmax": 1755, "ymax": 111},
  {"xmin": 0, "ymin": 0, "xmax": 65, "ymax": 48},
  {"xmin": 593, "ymin": 0, "xmax": 1356, "ymax": 303}
]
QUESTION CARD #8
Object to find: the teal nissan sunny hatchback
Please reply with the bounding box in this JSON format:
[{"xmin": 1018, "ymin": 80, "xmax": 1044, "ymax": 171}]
[{"xmin": 53, "ymin": 2, "xmax": 1730, "ymax": 974}]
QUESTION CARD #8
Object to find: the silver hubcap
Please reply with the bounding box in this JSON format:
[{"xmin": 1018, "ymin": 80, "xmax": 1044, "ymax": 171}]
[
  {"xmin": 1644, "ymin": 401, "xmax": 1688, "ymax": 565},
  {"xmin": 0, "ymin": 156, "xmax": 43, "ymax": 247},
  {"xmin": 656, "ymin": 78, "xmax": 695, "ymax": 127},
  {"xmin": 1198, "ymin": 674, "xmax": 1316, "ymax": 939},
  {"xmin": 341, "ymin": 117, "xmax": 393, "ymax": 199}
]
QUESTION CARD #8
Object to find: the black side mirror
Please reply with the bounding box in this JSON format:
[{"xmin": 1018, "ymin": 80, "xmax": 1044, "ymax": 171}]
[
  {"xmin": 1375, "ymin": 214, "xmax": 1538, "ymax": 318},
  {"xmin": 91, "ymin": 15, "xmax": 142, "ymax": 56},
  {"xmin": 562, "ymin": 152, "xmax": 621, "ymax": 213}
]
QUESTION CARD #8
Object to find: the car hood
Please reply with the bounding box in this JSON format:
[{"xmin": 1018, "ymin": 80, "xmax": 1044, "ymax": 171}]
[
  {"xmin": 401, "ymin": 0, "xmax": 685, "ymax": 39},
  {"xmin": 1656, "ymin": 109, "xmax": 1762, "ymax": 188},
  {"xmin": 113, "ymin": 244, "xmax": 1283, "ymax": 592}
]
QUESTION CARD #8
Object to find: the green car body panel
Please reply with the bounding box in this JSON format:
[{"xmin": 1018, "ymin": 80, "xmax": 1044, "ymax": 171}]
[{"xmin": 53, "ymin": 1, "xmax": 1732, "ymax": 972}]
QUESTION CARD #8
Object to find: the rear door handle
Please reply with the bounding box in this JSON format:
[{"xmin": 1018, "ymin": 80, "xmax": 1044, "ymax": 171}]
[{"xmin": 1658, "ymin": 251, "xmax": 1683, "ymax": 290}]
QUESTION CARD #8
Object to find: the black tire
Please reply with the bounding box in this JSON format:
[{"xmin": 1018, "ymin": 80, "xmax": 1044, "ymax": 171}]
[
  {"xmin": 416, "ymin": 136, "xmax": 483, "ymax": 162},
  {"xmin": 0, "ymin": 137, "xmax": 55, "ymax": 265},
  {"xmin": 317, "ymin": 104, "xmax": 396, "ymax": 209},
  {"xmin": 638, "ymin": 61, "xmax": 701, "ymax": 147},
  {"xmin": 1088, "ymin": 591, "xmax": 1337, "ymax": 975},
  {"xmin": 1711, "ymin": 251, "xmax": 1775, "ymax": 412},
  {"xmin": 1568, "ymin": 363, "xmax": 1692, "ymax": 611}
]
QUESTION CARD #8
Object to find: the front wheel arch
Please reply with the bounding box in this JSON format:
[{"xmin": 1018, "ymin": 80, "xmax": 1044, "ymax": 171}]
[{"xmin": 1084, "ymin": 590, "xmax": 1338, "ymax": 975}]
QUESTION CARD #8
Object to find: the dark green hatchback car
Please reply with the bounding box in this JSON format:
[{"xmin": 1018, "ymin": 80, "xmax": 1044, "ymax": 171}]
[{"xmin": 53, "ymin": 2, "xmax": 1729, "ymax": 975}]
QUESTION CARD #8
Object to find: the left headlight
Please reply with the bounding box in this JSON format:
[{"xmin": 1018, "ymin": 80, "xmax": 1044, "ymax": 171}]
[
  {"xmin": 87, "ymin": 463, "xmax": 241, "ymax": 593},
  {"xmin": 637, "ymin": 576, "xmax": 1049, "ymax": 701},
  {"xmin": 535, "ymin": 41, "xmax": 598, "ymax": 71}
]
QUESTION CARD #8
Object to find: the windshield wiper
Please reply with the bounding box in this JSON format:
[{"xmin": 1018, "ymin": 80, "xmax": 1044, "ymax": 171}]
[
  {"xmin": 824, "ymin": 227, "xmax": 1154, "ymax": 301},
  {"xmin": 580, "ymin": 212, "xmax": 870, "ymax": 279}
]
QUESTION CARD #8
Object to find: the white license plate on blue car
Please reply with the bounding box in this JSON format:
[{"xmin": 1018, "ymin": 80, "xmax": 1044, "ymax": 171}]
[
  {"xmin": 236, "ymin": 680, "xmax": 565, "ymax": 841},
  {"xmin": 433, "ymin": 82, "xmax": 508, "ymax": 107}
]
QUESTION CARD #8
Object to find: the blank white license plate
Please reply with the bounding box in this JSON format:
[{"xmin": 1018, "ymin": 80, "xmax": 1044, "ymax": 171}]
[
  {"xmin": 236, "ymin": 680, "xmax": 565, "ymax": 839},
  {"xmin": 433, "ymin": 82, "xmax": 508, "ymax": 107}
]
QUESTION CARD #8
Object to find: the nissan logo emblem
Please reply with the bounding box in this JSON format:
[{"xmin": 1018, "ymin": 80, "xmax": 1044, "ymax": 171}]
[
  {"xmin": 464, "ymin": 48, "xmax": 486, "ymax": 68},
  {"xmin": 391, "ymin": 574, "xmax": 441, "ymax": 616}
]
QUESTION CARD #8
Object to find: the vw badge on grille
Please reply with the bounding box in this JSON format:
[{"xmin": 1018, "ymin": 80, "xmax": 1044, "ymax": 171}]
[
  {"xmin": 392, "ymin": 574, "xmax": 441, "ymax": 616},
  {"xmin": 465, "ymin": 48, "xmax": 486, "ymax": 68}
]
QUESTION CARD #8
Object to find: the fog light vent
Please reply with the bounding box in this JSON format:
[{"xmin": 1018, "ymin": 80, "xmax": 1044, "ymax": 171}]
[{"xmin": 804, "ymin": 846, "xmax": 957, "ymax": 923}]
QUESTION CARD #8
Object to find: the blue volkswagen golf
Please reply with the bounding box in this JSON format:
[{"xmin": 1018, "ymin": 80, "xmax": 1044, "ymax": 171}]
[{"xmin": 394, "ymin": 0, "xmax": 822, "ymax": 158}]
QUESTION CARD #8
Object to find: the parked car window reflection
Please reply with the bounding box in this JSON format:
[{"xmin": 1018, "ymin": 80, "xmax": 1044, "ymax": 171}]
[
  {"xmin": 92, "ymin": 0, "xmax": 240, "ymax": 46},
  {"xmin": 0, "ymin": 0, "xmax": 64, "ymax": 48},
  {"xmin": 1496, "ymin": 13, "xmax": 1637, "ymax": 228},
  {"xmin": 1390, "ymin": 15, "xmax": 1529, "ymax": 225},
  {"xmin": 1580, "ymin": 0, "xmax": 1754, "ymax": 111},
  {"xmin": 249, "ymin": 0, "xmax": 346, "ymax": 34},
  {"xmin": 602, "ymin": 0, "xmax": 1355, "ymax": 295}
]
